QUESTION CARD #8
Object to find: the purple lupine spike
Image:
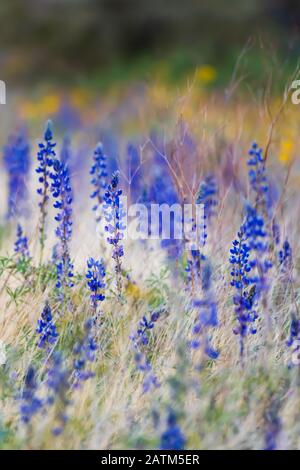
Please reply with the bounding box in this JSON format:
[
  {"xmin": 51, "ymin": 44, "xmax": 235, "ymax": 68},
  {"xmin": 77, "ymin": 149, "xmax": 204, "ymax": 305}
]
[
  {"xmin": 36, "ymin": 120, "xmax": 56, "ymax": 260},
  {"xmin": 50, "ymin": 150, "xmax": 74, "ymax": 296}
]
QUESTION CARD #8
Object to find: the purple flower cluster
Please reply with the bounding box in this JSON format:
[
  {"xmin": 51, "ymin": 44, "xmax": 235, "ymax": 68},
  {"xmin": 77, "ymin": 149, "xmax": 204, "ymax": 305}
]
[
  {"xmin": 160, "ymin": 409, "xmax": 186, "ymax": 450},
  {"xmin": 104, "ymin": 171, "xmax": 126, "ymax": 297},
  {"xmin": 36, "ymin": 121, "xmax": 56, "ymax": 255},
  {"xmin": 130, "ymin": 309, "xmax": 163, "ymax": 393},
  {"xmin": 86, "ymin": 257, "xmax": 106, "ymax": 317},
  {"xmin": 50, "ymin": 154, "xmax": 74, "ymax": 292},
  {"xmin": 19, "ymin": 367, "xmax": 43, "ymax": 424},
  {"xmin": 14, "ymin": 224, "xmax": 30, "ymax": 262},
  {"xmin": 90, "ymin": 143, "xmax": 108, "ymax": 221},
  {"xmin": 4, "ymin": 131, "xmax": 30, "ymax": 219},
  {"xmin": 36, "ymin": 302, "xmax": 58, "ymax": 350},
  {"xmin": 73, "ymin": 319, "xmax": 97, "ymax": 388}
]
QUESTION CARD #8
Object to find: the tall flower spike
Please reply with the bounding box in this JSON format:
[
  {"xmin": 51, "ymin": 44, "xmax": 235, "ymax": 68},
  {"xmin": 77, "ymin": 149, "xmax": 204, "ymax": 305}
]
[
  {"xmin": 36, "ymin": 120, "xmax": 55, "ymax": 260},
  {"xmin": 36, "ymin": 302, "xmax": 58, "ymax": 350},
  {"xmin": 46, "ymin": 352, "xmax": 70, "ymax": 436},
  {"xmin": 4, "ymin": 131, "xmax": 30, "ymax": 219},
  {"xmin": 160, "ymin": 408, "xmax": 186, "ymax": 450},
  {"xmin": 103, "ymin": 171, "xmax": 126, "ymax": 299},
  {"xmin": 50, "ymin": 154, "xmax": 74, "ymax": 296},
  {"xmin": 189, "ymin": 258, "xmax": 219, "ymax": 363},
  {"xmin": 247, "ymin": 142, "xmax": 269, "ymax": 210},
  {"xmin": 86, "ymin": 258, "xmax": 106, "ymax": 320},
  {"xmin": 73, "ymin": 319, "xmax": 97, "ymax": 388},
  {"xmin": 196, "ymin": 174, "xmax": 218, "ymax": 222},
  {"xmin": 19, "ymin": 366, "xmax": 42, "ymax": 425},
  {"xmin": 90, "ymin": 143, "xmax": 107, "ymax": 222},
  {"xmin": 229, "ymin": 219, "xmax": 257, "ymax": 357},
  {"xmin": 130, "ymin": 308, "xmax": 163, "ymax": 393},
  {"xmin": 14, "ymin": 224, "xmax": 30, "ymax": 262}
]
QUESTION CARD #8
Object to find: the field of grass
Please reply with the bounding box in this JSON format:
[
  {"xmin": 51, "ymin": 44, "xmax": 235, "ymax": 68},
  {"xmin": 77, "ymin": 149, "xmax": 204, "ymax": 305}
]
[{"xmin": 0, "ymin": 74, "xmax": 300, "ymax": 450}]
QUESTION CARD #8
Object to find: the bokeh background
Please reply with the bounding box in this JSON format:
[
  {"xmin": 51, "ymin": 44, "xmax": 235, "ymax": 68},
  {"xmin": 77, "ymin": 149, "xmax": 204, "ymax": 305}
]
[{"xmin": 0, "ymin": 0, "xmax": 300, "ymax": 88}]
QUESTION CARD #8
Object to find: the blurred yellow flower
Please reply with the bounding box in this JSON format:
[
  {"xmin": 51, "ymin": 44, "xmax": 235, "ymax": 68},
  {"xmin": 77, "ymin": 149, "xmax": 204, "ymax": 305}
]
[
  {"xmin": 279, "ymin": 138, "xmax": 294, "ymax": 164},
  {"xmin": 70, "ymin": 88, "xmax": 89, "ymax": 109},
  {"xmin": 39, "ymin": 94, "xmax": 60, "ymax": 115},
  {"xmin": 196, "ymin": 65, "xmax": 217, "ymax": 83}
]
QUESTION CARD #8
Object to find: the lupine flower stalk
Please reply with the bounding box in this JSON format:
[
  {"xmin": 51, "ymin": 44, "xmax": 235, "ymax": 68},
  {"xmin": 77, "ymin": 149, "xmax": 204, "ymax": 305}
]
[
  {"xmin": 4, "ymin": 131, "xmax": 30, "ymax": 219},
  {"xmin": 36, "ymin": 302, "xmax": 58, "ymax": 350},
  {"xmin": 86, "ymin": 258, "xmax": 106, "ymax": 321},
  {"xmin": 46, "ymin": 352, "xmax": 71, "ymax": 436},
  {"xmin": 160, "ymin": 408, "xmax": 186, "ymax": 450},
  {"xmin": 50, "ymin": 153, "xmax": 74, "ymax": 296},
  {"xmin": 19, "ymin": 366, "xmax": 42, "ymax": 425},
  {"xmin": 103, "ymin": 171, "xmax": 126, "ymax": 300},
  {"xmin": 36, "ymin": 121, "xmax": 55, "ymax": 261},
  {"xmin": 90, "ymin": 143, "xmax": 107, "ymax": 222},
  {"xmin": 14, "ymin": 224, "xmax": 30, "ymax": 263},
  {"xmin": 230, "ymin": 217, "xmax": 257, "ymax": 357},
  {"xmin": 73, "ymin": 319, "xmax": 97, "ymax": 388},
  {"xmin": 130, "ymin": 309, "xmax": 163, "ymax": 393},
  {"xmin": 189, "ymin": 259, "xmax": 219, "ymax": 364}
]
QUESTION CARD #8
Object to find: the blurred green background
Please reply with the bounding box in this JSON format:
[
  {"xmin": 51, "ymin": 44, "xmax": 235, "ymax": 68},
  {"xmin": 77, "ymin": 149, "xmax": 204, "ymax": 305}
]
[{"xmin": 0, "ymin": 0, "xmax": 299, "ymax": 88}]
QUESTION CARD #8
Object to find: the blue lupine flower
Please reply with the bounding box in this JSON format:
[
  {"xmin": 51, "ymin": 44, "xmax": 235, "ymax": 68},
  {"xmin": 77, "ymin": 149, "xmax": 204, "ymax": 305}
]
[
  {"xmin": 160, "ymin": 409, "xmax": 186, "ymax": 450},
  {"xmin": 90, "ymin": 143, "xmax": 107, "ymax": 222},
  {"xmin": 46, "ymin": 352, "xmax": 70, "ymax": 436},
  {"xmin": 196, "ymin": 174, "xmax": 218, "ymax": 222},
  {"xmin": 243, "ymin": 205, "xmax": 272, "ymax": 297},
  {"xmin": 130, "ymin": 309, "xmax": 163, "ymax": 393},
  {"xmin": 86, "ymin": 258, "xmax": 106, "ymax": 316},
  {"xmin": 264, "ymin": 401, "xmax": 281, "ymax": 450},
  {"xmin": 103, "ymin": 171, "xmax": 126, "ymax": 298},
  {"xmin": 36, "ymin": 120, "xmax": 55, "ymax": 255},
  {"xmin": 73, "ymin": 319, "xmax": 97, "ymax": 388},
  {"xmin": 247, "ymin": 142, "xmax": 268, "ymax": 201},
  {"xmin": 50, "ymin": 155, "xmax": 74, "ymax": 292},
  {"xmin": 286, "ymin": 313, "xmax": 300, "ymax": 369},
  {"xmin": 286, "ymin": 313, "xmax": 300, "ymax": 348},
  {"xmin": 279, "ymin": 239, "xmax": 292, "ymax": 274},
  {"xmin": 189, "ymin": 258, "xmax": 219, "ymax": 362},
  {"xmin": 14, "ymin": 224, "xmax": 30, "ymax": 262},
  {"xmin": 4, "ymin": 131, "xmax": 30, "ymax": 219},
  {"xmin": 230, "ymin": 221, "xmax": 258, "ymax": 356},
  {"xmin": 36, "ymin": 302, "xmax": 58, "ymax": 350},
  {"xmin": 20, "ymin": 366, "xmax": 42, "ymax": 424}
]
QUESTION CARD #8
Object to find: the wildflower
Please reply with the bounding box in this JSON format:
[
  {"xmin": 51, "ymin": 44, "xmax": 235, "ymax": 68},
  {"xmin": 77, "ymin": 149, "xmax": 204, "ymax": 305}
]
[
  {"xmin": 243, "ymin": 205, "xmax": 272, "ymax": 297},
  {"xmin": 286, "ymin": 312, "xmax": 300, "ymax": 368},
  {"xmin": 86, "ymin": 258, "xmax": 106, "ymax": 318},
  {"xmin": 4, "ymin": 131, "xmax": 30, "ymax": 219},
  {"xmin": 189, "ymin": 258, "xmax": 219, "ymax": 362},
  {"xmin": 14, "ymin": 224, "xmax": 30, "ymax": 262},
  {"xmin": 90, "ymin": 143, "xmax": 107, "ymax": 222},
  {"xmin": 103, "ymin": 171, "xmax": 126, "ymax": 298},
  {"xmin": 279, "ymin": 239, "xmax": 292, "ymax": 274},
  {"xmin": 50, "ymin": 155, "xmax": 74, "ymax": 293},
  {"xmin": 46, "ymin": 352, "xmax": 70, "ymax": 436},
  {"xmin": 196, "ymin": 174, "xmax": 218, "ymax": 222},
  {"xmin": 229, "ymin": 222, "xmax": 257, "ymax": 356},
  {"xmin": 20, "ymin": 367, "xmax": 42, "ymax": 425},
  {"xmin": 36, "ymin": 302, "xmax": 58, "ymax": 350},
  {"xmin": 160, "ymin": 409, "xmax": 186, "ymax": 450},
  {"xmin": 36, "ymin": 120, "xmax": 55, "ymax": 258},
  {"xmin": 130, "ymin": 309, "xmax": 163, "ymax": 393},
  {"xmin": 263, "ymin": 399, "xmax": 282, "ymax": 450},
  {"xmin": 73, "ymin": 319, "xmax": 97, "ymax": 388},
  {"xmin": 247, "ymin": 142, "xmax": 268, "ymax": 204}
]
